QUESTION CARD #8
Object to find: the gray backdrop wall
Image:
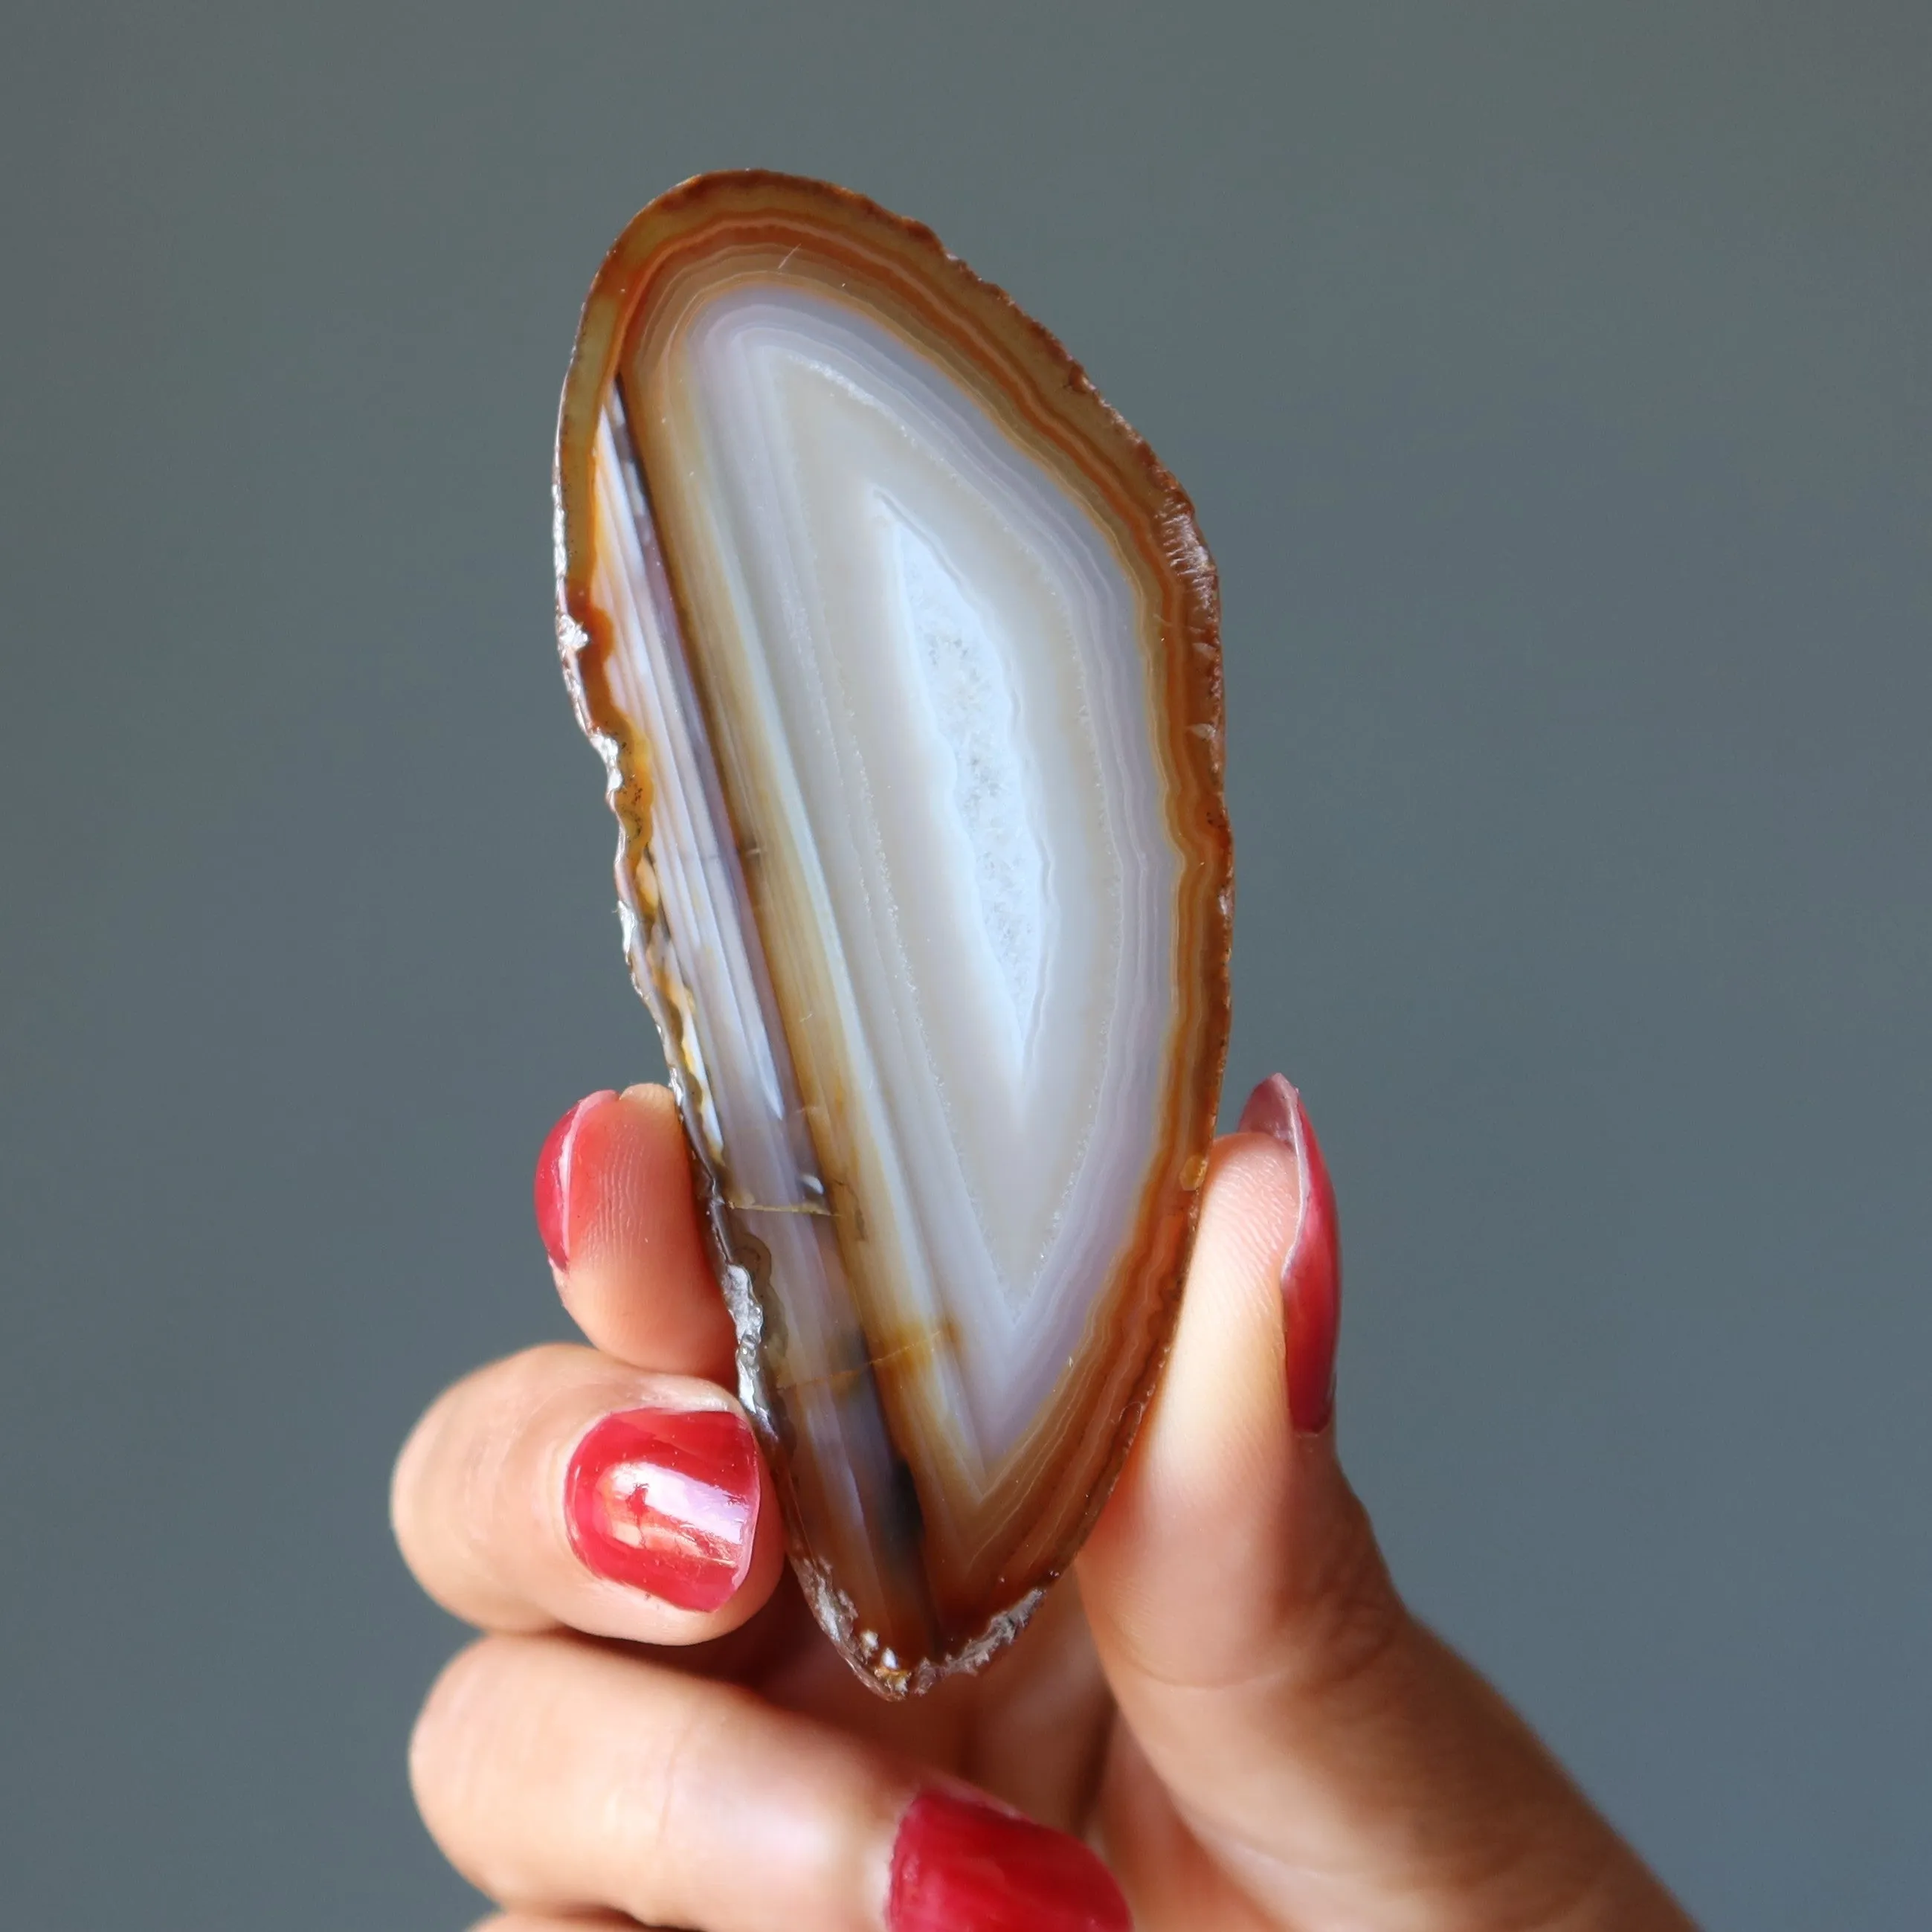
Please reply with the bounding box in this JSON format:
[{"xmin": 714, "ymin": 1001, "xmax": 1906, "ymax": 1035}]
[{"xmin": 3, "ymin": 4, "xmax": 1927, "ymax": 1927}]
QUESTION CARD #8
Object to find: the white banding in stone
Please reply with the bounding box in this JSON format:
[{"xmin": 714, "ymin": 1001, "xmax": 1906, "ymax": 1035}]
[{"xmin": 639, "ymin": 283, "xmax": 1179, "ymax": 1481}]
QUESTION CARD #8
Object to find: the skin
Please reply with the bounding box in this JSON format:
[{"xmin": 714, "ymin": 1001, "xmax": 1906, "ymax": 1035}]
[{"xmin": 393, "ymin": 1082, "xmax": 1697, "ymax": 1931}]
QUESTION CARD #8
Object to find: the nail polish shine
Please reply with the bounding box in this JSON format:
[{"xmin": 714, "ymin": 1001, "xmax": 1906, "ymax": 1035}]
[{"xmin": 565, "ymin": 1407, "xmax": 760, "ymax": 1612}]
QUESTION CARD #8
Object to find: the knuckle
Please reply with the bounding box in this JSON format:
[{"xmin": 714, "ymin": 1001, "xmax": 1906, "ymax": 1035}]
[
  {"xmin": 391, "ymin": 1345, "xmax": 597, "ymax": 1617},
  {"xmin": 1291, "ymin": 1484, "xmax": 1411, "ymax": 1707},
  {"xmin": 610, "ymin": 1681, "xmax": 762, "ymax": 1927},
  {"xmin": 408, "ymin": 1634, "xmax": 569, "ymax": 1902},
  {"xmin": 408, "ymin": 1635, "xmax": 504, "ymax": 1831},
  {"xmin": 388, "ymin": 1383, "xmax": 460, "ymax": 1578},
  {"xmin": 1437, "ymin": 1806, "xmax": 1635, "ymax": 1932},
  {"xmin": 403, "ymin": 1638, "xmax": 498, "ymax": 1862}
]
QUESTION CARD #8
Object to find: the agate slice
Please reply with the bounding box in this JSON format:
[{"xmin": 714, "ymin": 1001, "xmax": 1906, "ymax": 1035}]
[{"xmin": 553, "ymin": 172, "xmax": 1231, "ymax": 1694}]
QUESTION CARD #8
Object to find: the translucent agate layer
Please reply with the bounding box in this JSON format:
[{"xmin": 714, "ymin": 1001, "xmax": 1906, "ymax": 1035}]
[{"xmin": 553, "ymin": 173, "xmax": 1231, "ymax": 1693}]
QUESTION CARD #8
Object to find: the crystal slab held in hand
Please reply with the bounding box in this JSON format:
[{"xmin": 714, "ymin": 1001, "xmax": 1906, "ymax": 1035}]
[{"xmin": 553, "ymin": 172, "xmax": 1231, "ymax": 1694}]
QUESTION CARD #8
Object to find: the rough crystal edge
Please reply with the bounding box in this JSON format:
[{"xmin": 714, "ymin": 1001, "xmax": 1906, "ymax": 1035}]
[
  {"xmin": 560, "ymin": 519, "xmax": 792, "ymax": 1458},
  {"xmin": 796, "ymin": 1550, "xmax": 1049, "ymax": 1701}
]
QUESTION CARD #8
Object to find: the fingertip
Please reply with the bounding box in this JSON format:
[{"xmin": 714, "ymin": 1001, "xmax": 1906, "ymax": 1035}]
[
  {"xmin": 544, "ymin": 1083, "xmax": 736, "ymax": 1376},
  {"xmin": 1144, "ymin": 1129, "xmax": 1302, "ymax": 1500},
  {"xmin": 561, "ymin": 1083, "xmax": 692, "ymax": 1269}
]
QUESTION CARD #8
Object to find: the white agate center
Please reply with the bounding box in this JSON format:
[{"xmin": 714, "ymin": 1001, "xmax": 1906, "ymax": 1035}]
[{"xmin": 642, "ymin": 285, "xmax": 1179, "ymax": 1482}]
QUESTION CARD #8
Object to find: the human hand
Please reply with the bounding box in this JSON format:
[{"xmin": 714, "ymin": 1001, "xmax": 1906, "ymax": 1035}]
[{"xmin": 394, "ymin": 1075, "xmax": 1694, "ymax": 1931}]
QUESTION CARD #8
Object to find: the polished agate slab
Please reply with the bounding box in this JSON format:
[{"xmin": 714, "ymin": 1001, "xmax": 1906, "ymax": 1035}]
[{"xmin": 553, "ymin": 173, "xmax": 1230, "ymax": 1693}]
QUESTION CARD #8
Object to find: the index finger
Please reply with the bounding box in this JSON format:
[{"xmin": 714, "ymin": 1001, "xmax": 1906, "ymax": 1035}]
[{"xmin": 535, "ymin": 1083, "xmax": 738, "ymax": 1379}]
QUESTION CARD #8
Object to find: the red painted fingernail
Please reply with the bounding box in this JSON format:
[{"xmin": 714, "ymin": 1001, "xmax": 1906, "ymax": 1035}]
[
  {"xmin": 533, "ymin": 1090, "xmax": 616, "ymax": 1271},
  {"xmin": 565, "ymin": 1407, "xmax": 761, "ymax": 1612},
  {"xmin": 1239, "ymin": 1075, "xmax": 1342, "ymax": 1435},
  {"xmin": 889, "ymin": 1788, "xmax": 1131, "ymax": 1932}
]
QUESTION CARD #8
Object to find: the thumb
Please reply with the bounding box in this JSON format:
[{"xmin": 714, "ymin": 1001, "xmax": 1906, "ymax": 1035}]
[{"xmin": 1076, "ymin": 1076, "xmax": 1693, "ymax": 1931}]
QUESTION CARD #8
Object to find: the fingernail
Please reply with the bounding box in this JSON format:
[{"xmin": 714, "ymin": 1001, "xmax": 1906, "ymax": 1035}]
[
  {"xmin": 564, "ymin": 1406, "xmax": 761, "ymax": 1612},
  {"xmin": 533, "ymin": 1090, "xmax": 616, "ymax": 1271},
  {"xmin": 1239, "ymin": 1075, "xmax": 1342, "ymax": 1435},
  {"xmin": 888, "ymin": 1788, "xmax": 1131, "ymax": 1932}
]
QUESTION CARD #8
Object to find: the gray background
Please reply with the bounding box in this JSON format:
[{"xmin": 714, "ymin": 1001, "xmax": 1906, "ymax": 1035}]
[{"xmin": 1, "ymin": 3, "xmax": 1926, "ymax": 1926}]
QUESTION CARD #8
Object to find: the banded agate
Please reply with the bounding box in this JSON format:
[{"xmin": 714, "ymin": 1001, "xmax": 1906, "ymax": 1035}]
[{"xmin": 553, "ymin": 173, "xmax": 1231, "ymax": 1694}]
